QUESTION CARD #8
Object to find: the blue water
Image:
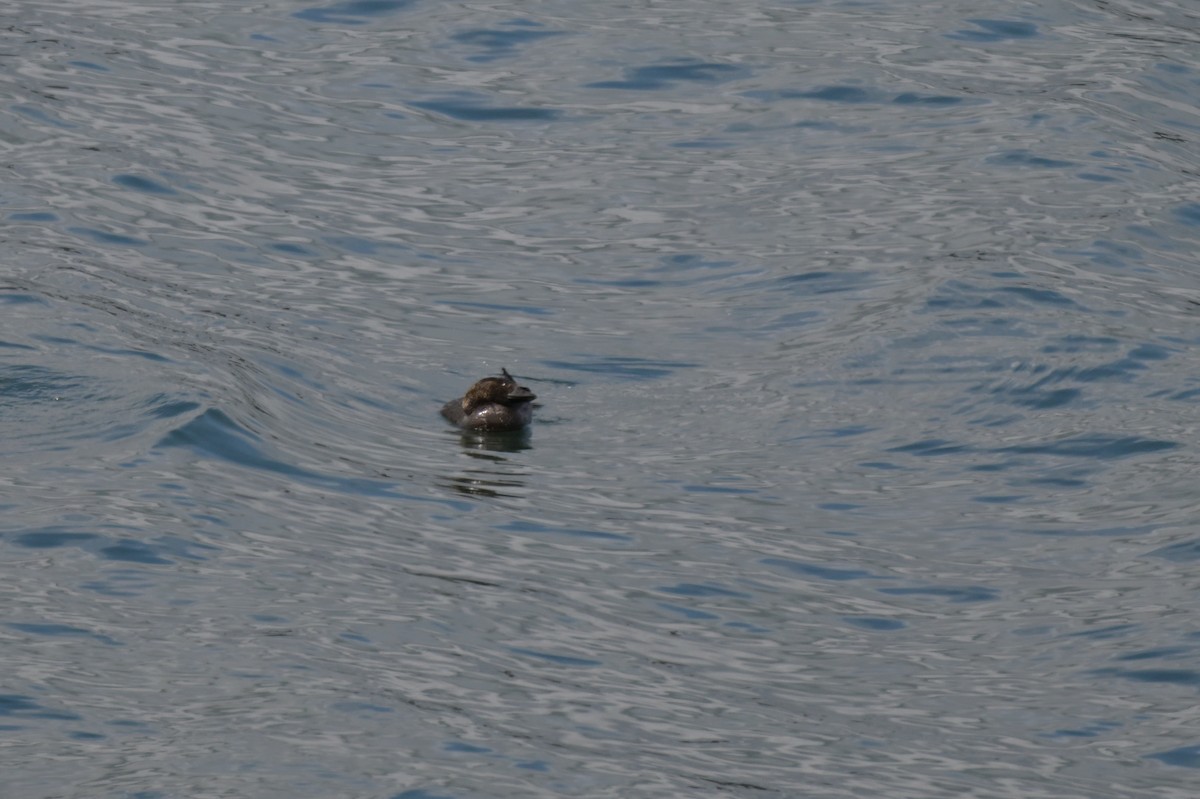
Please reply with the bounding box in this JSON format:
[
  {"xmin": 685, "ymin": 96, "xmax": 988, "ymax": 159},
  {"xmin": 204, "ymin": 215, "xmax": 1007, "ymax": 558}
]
[{"xmin": 3, "ymin": 0, "xmax": 1200, "ymax": 796}]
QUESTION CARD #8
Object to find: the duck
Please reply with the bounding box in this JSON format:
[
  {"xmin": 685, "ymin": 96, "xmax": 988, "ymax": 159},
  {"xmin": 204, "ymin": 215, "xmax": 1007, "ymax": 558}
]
[{"xmin": 440, "ymin": 368, "xmax": 537, "ymax": 431}]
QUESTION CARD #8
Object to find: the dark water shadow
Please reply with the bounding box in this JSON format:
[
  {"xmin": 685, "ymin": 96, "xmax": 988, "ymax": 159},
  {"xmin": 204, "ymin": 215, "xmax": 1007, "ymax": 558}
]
[
  {"xmin": 449, "ymin": 26, "xmax": 565, "ymax": 63},
  {"xmin": 156, "ymin": 407, "xmax": 465, "ymax": 508},
  {"xmin": 293, "ymin": 0, "xmax": 415, "ymax": 25},
  {"xmin": 586, "ymin": 60, "xmax": 746, "ymax": 90},
  {"xmin": 410, "ymin": 93, "xmax": 561, "ymax": 122},
  {"xmin": 947, "ymin": 19, "xmax": 1039, "ymax": 42}
]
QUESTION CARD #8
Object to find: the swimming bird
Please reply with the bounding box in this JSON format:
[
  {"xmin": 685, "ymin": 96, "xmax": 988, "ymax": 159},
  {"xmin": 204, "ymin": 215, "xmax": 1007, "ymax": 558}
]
[{"xmin": 440, "ymin": 368, "xmax": 537, "ymax": 431}]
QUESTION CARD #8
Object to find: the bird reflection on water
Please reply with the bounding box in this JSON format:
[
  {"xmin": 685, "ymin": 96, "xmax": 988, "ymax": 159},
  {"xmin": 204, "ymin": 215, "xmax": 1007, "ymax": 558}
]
[{"xmin": 443, "ymin": 428, "xmax": 532, "ymax": 498}]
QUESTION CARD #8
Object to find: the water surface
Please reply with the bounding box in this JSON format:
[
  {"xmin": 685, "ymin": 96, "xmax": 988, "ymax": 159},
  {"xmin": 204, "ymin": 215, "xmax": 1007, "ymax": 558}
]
[{"xmin": 3, "ymin": 0, "xmax": 1200, "ymax": 796}]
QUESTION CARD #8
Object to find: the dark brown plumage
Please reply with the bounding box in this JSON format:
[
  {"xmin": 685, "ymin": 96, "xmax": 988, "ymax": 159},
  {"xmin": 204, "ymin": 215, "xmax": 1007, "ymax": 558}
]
[{"xmin": 440, "ymin": 368, "xmax": 537, "ymax": 431}]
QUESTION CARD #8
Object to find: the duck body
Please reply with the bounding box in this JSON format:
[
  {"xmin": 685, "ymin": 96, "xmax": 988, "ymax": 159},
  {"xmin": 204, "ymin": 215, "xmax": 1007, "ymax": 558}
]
[{"xmin": 441, "ymin": 368, "xmax": 537, "ymax": 431}]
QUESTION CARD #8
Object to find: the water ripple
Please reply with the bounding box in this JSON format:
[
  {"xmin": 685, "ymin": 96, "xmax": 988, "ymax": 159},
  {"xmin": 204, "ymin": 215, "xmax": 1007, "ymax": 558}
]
[{"xmin": 4, "ymin": 0, "xmax": 1200, "ymax": 796}]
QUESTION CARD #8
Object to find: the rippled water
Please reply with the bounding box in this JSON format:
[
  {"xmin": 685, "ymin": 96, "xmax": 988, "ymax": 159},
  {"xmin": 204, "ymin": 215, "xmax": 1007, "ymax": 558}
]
[{"xmin": 3, "ymin": 0, "xmax": 1200, "ymax": 796}]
